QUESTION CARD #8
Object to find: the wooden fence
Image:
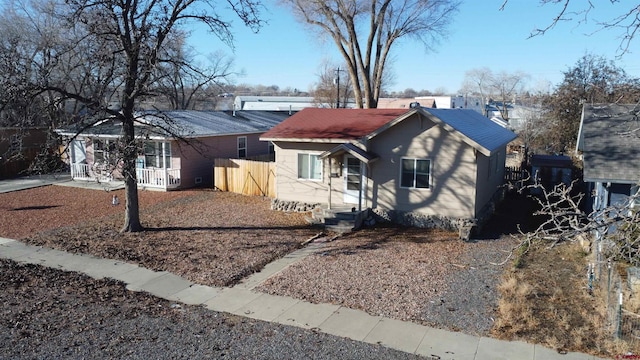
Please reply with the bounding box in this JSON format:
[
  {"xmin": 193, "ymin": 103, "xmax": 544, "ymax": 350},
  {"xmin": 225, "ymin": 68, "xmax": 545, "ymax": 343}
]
[
  {"xmin": 213, "ymin": 158, "xmax": 276, "ymax": 197},
  {"xmin": 504, "ymin": 166, "xmax": 527, "ymax": 182}
]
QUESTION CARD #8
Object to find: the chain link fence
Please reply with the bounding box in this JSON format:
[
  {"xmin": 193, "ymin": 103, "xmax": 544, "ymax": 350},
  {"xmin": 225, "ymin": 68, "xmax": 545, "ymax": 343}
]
[{"xmin": 592, "ymin": 245, "xmax": 640, "ymax": 352}]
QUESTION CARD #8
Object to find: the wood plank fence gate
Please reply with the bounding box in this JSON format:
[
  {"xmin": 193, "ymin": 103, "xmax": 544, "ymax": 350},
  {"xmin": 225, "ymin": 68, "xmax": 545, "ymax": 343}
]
[{"xmin": 213, "ymin": 158, "xmax": 276, "ymax": 198}]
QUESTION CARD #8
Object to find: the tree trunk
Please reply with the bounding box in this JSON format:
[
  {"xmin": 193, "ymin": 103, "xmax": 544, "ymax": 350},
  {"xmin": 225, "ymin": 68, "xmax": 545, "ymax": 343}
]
[
  {"xmin": 121, "ymin": 169, "xmax": 143, "ymax": 232},
  {"xmin": 120, "ymin": 116, "xmax": 143, "ymax": 233}
]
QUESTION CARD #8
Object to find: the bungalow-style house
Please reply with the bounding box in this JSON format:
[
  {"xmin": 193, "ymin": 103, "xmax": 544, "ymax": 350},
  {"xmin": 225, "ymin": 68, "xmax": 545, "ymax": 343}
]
[
  {"xmin": 261, "ymin": 107, "xmax": 517, "ymax": 232},
  {"xmin": 56, "ymin": 110, "xmax": 291, "ymax": 190},
  {"xmin": 576, "ymin": 104, "xmax": 640, "ymax": 212}
]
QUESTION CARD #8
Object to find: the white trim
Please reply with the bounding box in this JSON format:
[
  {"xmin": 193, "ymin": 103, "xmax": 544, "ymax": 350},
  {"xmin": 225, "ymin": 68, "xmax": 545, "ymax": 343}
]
[
  {"xmin": 399, "ymin": 157, "xmax": 432, "ymax": 190},
  {"xmin": 237, "ymin": 136, "xmax": 247, "ymax": 159},
  {"xmin": 297, "ymin": 152, "xmax": 323, "ymax": 181}
]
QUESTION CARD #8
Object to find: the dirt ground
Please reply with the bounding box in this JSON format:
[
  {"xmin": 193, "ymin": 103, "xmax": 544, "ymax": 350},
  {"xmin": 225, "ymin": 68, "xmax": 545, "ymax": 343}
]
[
  {"xmin": 2, "ymin": 186, "xmax": 317, "ymax": 287},
  {"xmin": 0, "ymin": 184, "xmax": 616, "ymax": 356}
]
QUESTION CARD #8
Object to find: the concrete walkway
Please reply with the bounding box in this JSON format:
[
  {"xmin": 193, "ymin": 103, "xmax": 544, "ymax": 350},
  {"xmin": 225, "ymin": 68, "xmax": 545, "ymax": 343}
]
[
  {"xmin": 0, "ymin": 174, "xmax": 124, "ymax": 193},
  {"xmin": 0, "ymin": 237, "xmax": 604, "ymax": 360}
]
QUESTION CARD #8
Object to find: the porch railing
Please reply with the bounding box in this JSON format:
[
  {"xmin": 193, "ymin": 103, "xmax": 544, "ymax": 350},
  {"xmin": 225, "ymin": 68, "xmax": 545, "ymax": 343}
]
[
  {"xmin": 70, "ymin": 163, "xmax": 180, "ymax": 190},
  {"xmin": 70, "ymin": 163, "xmax": 112, "ymax": 182},
  {"xmin": 136, "ymin": 168, "xmax": 181, "ymax": 190}
]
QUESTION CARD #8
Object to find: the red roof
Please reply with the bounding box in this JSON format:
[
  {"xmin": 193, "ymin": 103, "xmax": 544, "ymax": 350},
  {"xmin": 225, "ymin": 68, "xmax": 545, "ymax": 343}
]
[{"xmin": 261, "ymin": 108, "xmax": 410, "ymax": 140}]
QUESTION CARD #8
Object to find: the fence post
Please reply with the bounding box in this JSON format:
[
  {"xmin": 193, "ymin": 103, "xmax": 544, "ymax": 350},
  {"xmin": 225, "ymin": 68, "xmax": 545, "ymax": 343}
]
[{"xmin": 617, "ymin": 289, "xmax": 623, "ymax": 339}]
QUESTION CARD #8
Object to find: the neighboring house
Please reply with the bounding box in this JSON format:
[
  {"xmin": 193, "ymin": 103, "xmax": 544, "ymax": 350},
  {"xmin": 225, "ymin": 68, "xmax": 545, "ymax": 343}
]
[
  {"xmin": 529, "ymin": 154, "xmax": 573, "ymax": 195},
  {"xmin": 0, "ymin": 127, "xmax": 49, "ymax": 179},
  {"xmin": 234, "ymin": 96, "xmax": 323, "ymax": 111},
  {"xmin": 415, "ymin": 95, "xmax": 465, "ymax": 109},
  {"xmin": 261, "ymin": 107, "xmax": 517, "ymax": 232},
  {"xmin": 56, "ymin": 110, "xmax": 291, "ymax": 190},
  {"xmin": 377, "ymin": 98, "xmax": 435, "ymax": 109},
  {"xmin": 576, "ymin": 103, "xmax": 640, "ymax": 213}
]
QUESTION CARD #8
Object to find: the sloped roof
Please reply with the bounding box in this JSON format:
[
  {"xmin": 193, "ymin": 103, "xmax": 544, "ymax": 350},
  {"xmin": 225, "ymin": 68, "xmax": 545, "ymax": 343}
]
[
  {"xmin": 56, "ymin": 110, "xmax": 291, "ymax": 139},
  {"xmin": 261, "ymin": 107, "xmax": 517, "ymax": 156},
  {"xmin": 420, "ymin": 108, "xmax": 517, "ymax": 154},
  {"xmin": 577, "ymin": 104, "xmax": 640, "ymax": 183},
  {"xmin": 260, "ymin": 108, "xmax": 409, "ymax": 142}
]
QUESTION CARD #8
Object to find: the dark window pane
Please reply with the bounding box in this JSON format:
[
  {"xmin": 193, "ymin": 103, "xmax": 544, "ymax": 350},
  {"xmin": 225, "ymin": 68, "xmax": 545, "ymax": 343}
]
[
  {"xmin": 415, "ymin": 160, "xmax": 430, "ymax": 188},
  {"xmin": 401, "ymin": 159, "xmax": 415, "ymax": 187}
]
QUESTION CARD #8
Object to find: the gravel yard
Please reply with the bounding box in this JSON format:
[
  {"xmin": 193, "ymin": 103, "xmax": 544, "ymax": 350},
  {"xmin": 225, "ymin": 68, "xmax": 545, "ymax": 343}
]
[
  {"xmin": 257, "ymin": 227, "xmax": 514, "ymax": 335},
  {"xmin": 5, "ymin": 187, "xmax": 318, "ymax": 287},
  {"xmin": 1, "ymin": 184, "xmax": 518, "ymax": 337},
  {"xmin": 0, "ymin": 258, "xmax": 423, "ymax": 360}
]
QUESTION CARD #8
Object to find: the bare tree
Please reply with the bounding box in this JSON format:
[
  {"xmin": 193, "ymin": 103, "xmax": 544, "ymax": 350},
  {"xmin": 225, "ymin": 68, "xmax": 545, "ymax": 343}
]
[
  {"xmin": 461, "ymin": 67, "xmax": 493, "ymax": 116},
  {"xmin": 500, "ymin": 1, "xmax": 640, "ymax": 55},
  {"xmin": 312, "ymin": 60, "xmax": 353, "ymax": 108},
  {"xmin": 2, "ymin": 0, "xmax": 263, "ymax": 232},
  {"xmin": 153, "ymin": 34, "xmax": 238, "ymax": 110},
  {"xmin": 542, "ymin": 54, "xmax": 640, "ymax": 154},
  {"xmin": 279, "ymin": 0, "xmax": 460, "ymax": 108},
  {"xmin": 462, "ymin": 68, "xmax": 529, "ymax": 119},
  {"xmin": 500, "ymin": 179, "xmax": 640, "ymax": 269},
  {"xmin": 490, "ymin": 71, "xmax": 529, "ymax": 120}
]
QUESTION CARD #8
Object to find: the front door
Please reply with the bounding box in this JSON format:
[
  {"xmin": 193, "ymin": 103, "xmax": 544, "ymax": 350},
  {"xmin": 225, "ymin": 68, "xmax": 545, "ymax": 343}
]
[{"xmin": 344, "ymin": 155, "xmax": 361, "ymax": 204}]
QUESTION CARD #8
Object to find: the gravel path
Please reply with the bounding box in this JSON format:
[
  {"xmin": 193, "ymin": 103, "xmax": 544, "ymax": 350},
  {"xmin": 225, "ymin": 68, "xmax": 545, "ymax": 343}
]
[{"xmin": 0, "ymin": 259, "xmax": 424, "ymax": 360}]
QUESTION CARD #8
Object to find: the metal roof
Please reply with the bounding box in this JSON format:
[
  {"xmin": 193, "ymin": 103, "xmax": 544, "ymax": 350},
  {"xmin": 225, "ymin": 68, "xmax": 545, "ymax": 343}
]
[
  {"xmin": 56, "ymin": 110, "xmax": 292, "ymax": 139},
  {"xmin": 577, "ymin": 104, "xmax": 640, "ymax": 183},
  {"xmin": 422, "ymin": 108, "xmax": 518, "ymax": 154}
]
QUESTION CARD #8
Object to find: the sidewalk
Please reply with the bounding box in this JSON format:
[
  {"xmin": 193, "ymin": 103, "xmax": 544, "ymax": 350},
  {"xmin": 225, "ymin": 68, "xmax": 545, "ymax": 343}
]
[{"xmin": 0, "ymin": 237, "xmax": 604, "ymax": 360}]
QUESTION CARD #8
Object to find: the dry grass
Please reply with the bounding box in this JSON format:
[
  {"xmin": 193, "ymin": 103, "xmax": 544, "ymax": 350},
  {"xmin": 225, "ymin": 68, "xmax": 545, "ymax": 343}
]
[{"xmin": 491, "ymin": 241, "xmax": 619, "ymax": 357}]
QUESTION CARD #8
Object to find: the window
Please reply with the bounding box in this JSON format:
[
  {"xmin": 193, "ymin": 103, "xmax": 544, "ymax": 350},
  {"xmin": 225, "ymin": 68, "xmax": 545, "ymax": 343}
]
[
  {"xmin": 93, "ymin": 138, "xmax": 114, "ymax": 164},
  {"xmin": 400, "ymin": 158, "xmax": 431, "ymax": 189},
  {"xmin": 298, "ymin": 153, "xmax": 322, "ymax": 180},
  {"xmin": 238, "ymin": 136, "xmax": 247, "ymax": 158},
  {"xmin": 144, "ymin": 142, "xmax": 171, "ymax": 168}
]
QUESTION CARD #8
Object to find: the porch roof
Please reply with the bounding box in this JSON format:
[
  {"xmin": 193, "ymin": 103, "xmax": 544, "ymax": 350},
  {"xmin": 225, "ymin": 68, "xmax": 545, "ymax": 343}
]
[{"xmin": 319, "ymin": 143, "xmax": 379, "ymax": 164}]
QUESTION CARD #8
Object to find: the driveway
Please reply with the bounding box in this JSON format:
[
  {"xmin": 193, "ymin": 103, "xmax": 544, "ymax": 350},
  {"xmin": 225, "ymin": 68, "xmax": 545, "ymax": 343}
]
[{"xmin": 0, "ymin": 174, "xmax": 71, "ymax": 193}]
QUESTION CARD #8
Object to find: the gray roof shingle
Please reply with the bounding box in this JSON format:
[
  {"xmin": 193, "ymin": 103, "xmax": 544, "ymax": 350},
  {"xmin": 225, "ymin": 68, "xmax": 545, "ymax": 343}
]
[{"xmin": 578, "ymin": 104, "xmax": 640, "ymax": 183}]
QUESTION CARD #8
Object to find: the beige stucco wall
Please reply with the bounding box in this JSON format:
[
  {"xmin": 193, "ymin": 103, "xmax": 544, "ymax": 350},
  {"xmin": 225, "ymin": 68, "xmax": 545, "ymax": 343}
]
[
  {"xmin": 474, "ymin": 148, "xmax": 507, "ymax": 215},
  {"xmin": 273, "ymin": 142, "xmax": 347, "ymax": 205},
  {"xmin": 368, "ymin": 114, "xmax": 478, "ymax": 219}
]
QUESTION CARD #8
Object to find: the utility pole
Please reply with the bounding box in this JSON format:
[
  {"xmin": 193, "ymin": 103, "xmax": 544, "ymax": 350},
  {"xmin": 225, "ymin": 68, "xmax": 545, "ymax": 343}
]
[{"xmin": 334, "ymin": 67, "xmax": 341, "ymax": 108}]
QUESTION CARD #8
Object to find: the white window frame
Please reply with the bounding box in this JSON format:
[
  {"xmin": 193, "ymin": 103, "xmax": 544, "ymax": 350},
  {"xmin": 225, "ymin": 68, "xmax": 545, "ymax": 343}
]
[
  {"xmin": 297, "ymin": 153, "xmax": 322, "ymax": 181},
  {"xmin": 93, "ymin": 138, "xmax": 114, "ymax": 164},
  {"xmin": 400, "ymin": 158, "xmax": 431, "ymax": 189},
  {"xmin": 143, "ymin": 141, "xmax": 171, "ymax": 169},
  {"xmin": 238, "ymin": 136, "xmax": 247, "ymax": 159}
]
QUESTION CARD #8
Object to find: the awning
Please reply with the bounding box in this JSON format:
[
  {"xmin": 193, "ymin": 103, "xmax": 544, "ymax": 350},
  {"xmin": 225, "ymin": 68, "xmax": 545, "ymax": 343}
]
[{"xmin": 319, "ymin": 143, "xmax": 378, "ymax": 164}]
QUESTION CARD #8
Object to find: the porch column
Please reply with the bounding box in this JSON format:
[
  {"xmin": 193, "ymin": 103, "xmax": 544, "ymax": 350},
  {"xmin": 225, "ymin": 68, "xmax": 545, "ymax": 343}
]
[
  {"xmin": 327, "ymin": 157, "xmax": 332, "ymax": 210},
  {"xmin": 162, "ymin": 142, "xmax": 167, "ymax": 189},
  {"xmin": 358, "ymin": 161, "xmax": 364, "ymax": 212}
]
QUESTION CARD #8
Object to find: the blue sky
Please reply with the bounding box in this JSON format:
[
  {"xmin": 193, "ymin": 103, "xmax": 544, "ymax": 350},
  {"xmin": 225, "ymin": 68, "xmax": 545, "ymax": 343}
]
[{"xmin": 188, "ymin": 1, "xmax": 640, "ymax": 94}]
